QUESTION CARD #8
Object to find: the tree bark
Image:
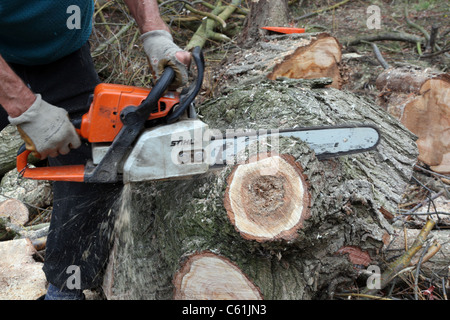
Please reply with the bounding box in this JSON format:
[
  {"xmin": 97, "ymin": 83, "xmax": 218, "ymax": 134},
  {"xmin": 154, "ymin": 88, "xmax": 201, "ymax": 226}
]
[{"xmin": 103, "ymin": 78, "xmax": 419, "ymax": 300}]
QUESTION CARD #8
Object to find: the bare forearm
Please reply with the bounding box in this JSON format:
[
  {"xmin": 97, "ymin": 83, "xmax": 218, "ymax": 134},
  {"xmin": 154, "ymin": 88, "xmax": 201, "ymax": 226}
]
[
  {"xmin": 123, "ymin": 0, "xmax": 169, "ymax": 34},
  {"xmin": 0, "ymin": 55, "xmax": 35, "ymax": 118}
]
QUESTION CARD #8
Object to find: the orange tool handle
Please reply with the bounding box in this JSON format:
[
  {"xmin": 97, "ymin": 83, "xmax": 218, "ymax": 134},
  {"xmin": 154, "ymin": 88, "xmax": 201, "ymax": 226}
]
[
  {"xmin": 261, "ymin": 27, "xmax": 305, "ymax": 34},
  {"xmin": 16, "ymin": 148, "xmax": 86, "ymax": 182}
]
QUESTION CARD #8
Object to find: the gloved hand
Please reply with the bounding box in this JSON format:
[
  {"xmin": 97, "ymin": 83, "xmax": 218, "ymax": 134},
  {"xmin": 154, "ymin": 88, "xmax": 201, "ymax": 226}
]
[
  {"xmin": 141, "ymin": 30, "xmax": 189, "ymax": 89},
  {"xmin": 8, "ymin": 94, "xmax": 81, "ymax": 159}
]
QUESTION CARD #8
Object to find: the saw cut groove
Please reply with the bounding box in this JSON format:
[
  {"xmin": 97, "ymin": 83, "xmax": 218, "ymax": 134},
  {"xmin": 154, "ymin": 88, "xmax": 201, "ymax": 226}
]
[{"xmin": 224, "ymin": 153, "xmax": 311, "ymax": 242}]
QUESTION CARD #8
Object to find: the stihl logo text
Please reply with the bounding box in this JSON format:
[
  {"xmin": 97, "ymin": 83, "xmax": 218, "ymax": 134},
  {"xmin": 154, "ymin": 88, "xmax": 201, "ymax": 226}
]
[{"xmin": 170, "ymin": 139, "xmax": 195, "ymax": 147}]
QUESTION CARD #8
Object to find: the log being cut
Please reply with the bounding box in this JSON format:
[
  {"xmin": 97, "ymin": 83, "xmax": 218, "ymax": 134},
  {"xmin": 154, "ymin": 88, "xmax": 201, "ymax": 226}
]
[{"xmin": 103, "ymin": 74, "xmax": 418, "ymax": 299}]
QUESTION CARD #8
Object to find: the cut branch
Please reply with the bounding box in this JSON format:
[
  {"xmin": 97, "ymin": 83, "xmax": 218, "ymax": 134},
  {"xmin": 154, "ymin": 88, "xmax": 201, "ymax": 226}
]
[{"xmin": 185, "ymin": 0, "xmax": 241, "ymax": 50}]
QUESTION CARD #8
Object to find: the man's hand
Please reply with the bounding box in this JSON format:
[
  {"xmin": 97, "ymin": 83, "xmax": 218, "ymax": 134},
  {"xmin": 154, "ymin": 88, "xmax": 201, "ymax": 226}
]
[
  {"xmin": 123, "ymin": 0, "xmax": 190, "ymax": 89},
  {"xmin": 141, "ymin": 30, "xmax": 189, "ymax": 88},
  {"xmin": 8, "ymin": 94, "xmax": 81, "ymax": 159}
]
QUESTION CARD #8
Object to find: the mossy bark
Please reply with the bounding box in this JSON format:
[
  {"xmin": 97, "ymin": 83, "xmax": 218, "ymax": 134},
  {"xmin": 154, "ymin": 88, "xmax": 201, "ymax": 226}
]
[{"xmin": 104, "ymin": 79, "xmax": 418, "ymax": 300}]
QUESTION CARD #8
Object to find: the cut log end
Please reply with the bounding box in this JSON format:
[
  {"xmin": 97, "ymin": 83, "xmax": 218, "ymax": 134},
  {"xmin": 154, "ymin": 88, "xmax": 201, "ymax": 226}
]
[
  {"xmin": 173, "ymin": 252, "xmax": 263, "ymax": 300},
  {"xmin": 0, "ymin": 198, "xmax": 29, "ymax": 226},
  {"xmin": 224, "ymin": 153, "xmax": 311, "ymax": 242},
  {"xmin": 267, "ymin": 33, "xmax": 343, "ymax": 89},
  {"xmin": 401, "ymin": 76, "xmax": 450, "ymax": 174}
]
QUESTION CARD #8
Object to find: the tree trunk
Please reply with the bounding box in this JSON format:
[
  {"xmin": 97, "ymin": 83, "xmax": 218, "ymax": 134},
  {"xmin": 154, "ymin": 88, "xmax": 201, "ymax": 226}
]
[
  {"xmin": 238, "ymin": 0, "xmax": 290, "ymax": 48},
  {"xmin": 376, "ymin": 68, "xmax": 450, "ymax": 174},
  {"xmin": 103, "ymin": 77, "xmax": 418, "ymax": 300}
]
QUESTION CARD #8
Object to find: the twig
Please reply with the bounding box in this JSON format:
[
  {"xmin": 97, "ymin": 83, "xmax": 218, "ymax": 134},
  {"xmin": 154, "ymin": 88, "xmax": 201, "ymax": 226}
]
[
  {"xmin": 421, "ymin": 46, "xmax": 450, "ymax": 58},
  {"xmin": 414, "ymin": 164, "xmax": 450, "ymax": 180},
  {"xmin": 334, "ymin": 293, "xmax": 392, "ymax": 300},
  {"xmin": 411, "ymin": 240, "xmax": 441, "ymax": 267},
  {"xmin": 414, "ymin": 241, "xmax": 431, "ymax": 300},
  {"xmin": 92, "ymin": 21, "xmax": 134, "ymax": 57},
  {"xmin": 293, "ymin": 0, "xmax": 352, "ymax": 21},
  {"xmin": 442, "ymin": 278, "xmax": 448, "ymax": 300},
  {"xmin": 159, "ymin": 0, "xmax": 227, "ymax": 28},
  {"xmin": 394, "ymin": 190, "xmax": 444, "ymax": 220},
  {"xmin": 370, "ymin": 42, "xmax": 390, "ymax": 69}
]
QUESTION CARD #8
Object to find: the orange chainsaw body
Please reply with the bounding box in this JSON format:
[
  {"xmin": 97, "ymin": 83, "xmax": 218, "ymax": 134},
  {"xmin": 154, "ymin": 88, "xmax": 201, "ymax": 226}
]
[{"xmin": 78, "ymin": 83, "xmax": 180, "ymax": 143}]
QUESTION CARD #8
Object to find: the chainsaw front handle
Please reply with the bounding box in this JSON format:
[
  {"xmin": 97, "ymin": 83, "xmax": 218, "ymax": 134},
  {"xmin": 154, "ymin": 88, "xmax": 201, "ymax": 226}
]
[{"xmin": 167, "ymin": 46, "xmax": 204, "ymax": 123}]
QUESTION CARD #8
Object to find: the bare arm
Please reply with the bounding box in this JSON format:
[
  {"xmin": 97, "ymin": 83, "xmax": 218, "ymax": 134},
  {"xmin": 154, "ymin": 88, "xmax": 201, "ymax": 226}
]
[
  {"xmin": 123, "ymin": 0, "xmax": 191, "ymax": 74},
  {"xmin": 123, "ymin": 0, "xmax": 169, "ymax": 34},
  {"xmin": 0, "ymin": 55, "xmax": 36, "ymax": 118}
]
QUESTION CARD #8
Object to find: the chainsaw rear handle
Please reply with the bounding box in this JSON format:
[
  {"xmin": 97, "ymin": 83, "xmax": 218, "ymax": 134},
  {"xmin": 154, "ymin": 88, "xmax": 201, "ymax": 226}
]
[{"xmin": 16, "ymin": 145, "xmax": 86, "ymax": 182}]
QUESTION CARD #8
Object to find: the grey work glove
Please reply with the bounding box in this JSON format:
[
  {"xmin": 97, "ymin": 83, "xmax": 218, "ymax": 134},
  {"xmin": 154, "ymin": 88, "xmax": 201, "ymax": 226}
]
[
  {"xmin": 141, "ymin": 30, "xmax": 188, "ymax": 89},
  {"xmin": 8, "ymin": 94, "xmax": 81, "ymax": 159}
]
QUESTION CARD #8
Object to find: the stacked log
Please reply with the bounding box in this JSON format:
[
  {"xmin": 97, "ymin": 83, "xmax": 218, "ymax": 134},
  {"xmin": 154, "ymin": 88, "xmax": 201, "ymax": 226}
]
[{"xmin": 376, "ymin": 67, "xmax": 450, "ymax": 174}]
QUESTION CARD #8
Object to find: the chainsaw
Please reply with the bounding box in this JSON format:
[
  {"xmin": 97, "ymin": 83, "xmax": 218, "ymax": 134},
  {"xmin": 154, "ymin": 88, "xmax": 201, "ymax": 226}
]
[{"xmin": 16, "ymin": 47, "xmax": 380, "ymax": 184}]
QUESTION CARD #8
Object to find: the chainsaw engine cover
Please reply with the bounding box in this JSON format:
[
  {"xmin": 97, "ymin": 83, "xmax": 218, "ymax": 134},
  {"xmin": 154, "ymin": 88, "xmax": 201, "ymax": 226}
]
[{"xmin": 122, "ymin": 119, "xmax": 210, "ymax": 183}]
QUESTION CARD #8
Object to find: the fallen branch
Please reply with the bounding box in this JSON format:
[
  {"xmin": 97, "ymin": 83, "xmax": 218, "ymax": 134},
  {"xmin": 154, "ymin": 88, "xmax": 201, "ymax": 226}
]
[
  {"xmin": 347, "ymin": 32, "xmax": 424, "ymax": 46},
  {"xmin": 362, "ymin": 218, "xmax": 436, "ymax": 295},
  {"xmin": 404, "ymin": 7, "xmax": 430, "ymax": 42}
]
